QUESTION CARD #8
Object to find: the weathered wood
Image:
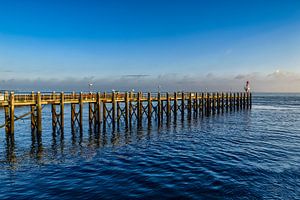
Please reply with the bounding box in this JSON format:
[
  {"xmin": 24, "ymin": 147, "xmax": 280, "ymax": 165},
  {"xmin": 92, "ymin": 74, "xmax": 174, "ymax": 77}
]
[
  {"xmin": 221, "ymin": 93, "xmax": 224, "ymax": 113},
  {"xmin": 212, "ymin": 93, "xmax": 216, "ymax": 114},
  {"xmin": 201, "ymin": 93, "xmax": 204, "ymax": 116},
  {"xmin": 71, "ymin": 103, "xmax": 75, "ymax": 132},
  {"xmin": 157, "ymin": 92, "xmax": 161, "ymax": 125},
  {"xmin": 181, "ymin": 92, "xmax": 185, "ymax": 119},
  {"xmin": 60, "ymin": 92, "xmax": 64, "ymax": 132},
  {"xmin": 195, "ymin": 92, "xmax": 198, "ymax": 116},
  {"xmin": 125, "ymin": 92, "xmax": 129, "ymax": 129},
  {"xmin": 9, "ymin": 92, "xmax": 15, "ymax": 134},
  {"xmin": 188, "ymin": 92, "xmax": 192, "ymax": 118},
  {"xmin": 112, "ymin": 92, "xmax": 116, "ymax": 130},
  {"xmin": 147, "ymin": 92, "xmax": 152, "ymax": 126},
  {"xmin": 137, "ymin": 92, "xmax": 142, "ymax": 127},
  {"xmin": 51, "ymin": 92, "xmax": 57, "ymax": 132},
  {"xmin": 96, "ymin": 92, "xmax": 101, "ymax": 132},
  {"xmin": 174, "ymin": 92, "xmax": 178, "ymax": 119},
  {"xmin": 36, "ymin": 92, "xmax": 42, "ymax": 134},
  {"xmin": 166, "ymin": 92, "xmax": 171, "ymax": 119},
  {"xmin": 31, "ymin": 91, "xmax": 36, "ymax": 132},
  {"xmin": 0, "ymin": 91, "xmax": 252, "ymax": 133},
  {"xmin": 79, "ymin": 92, "xmax": 83, "ymax": 132}
]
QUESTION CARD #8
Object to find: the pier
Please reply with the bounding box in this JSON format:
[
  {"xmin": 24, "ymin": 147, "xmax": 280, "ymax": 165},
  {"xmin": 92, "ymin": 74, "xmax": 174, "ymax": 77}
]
[{"xmin": 0, "ymin": 91, "xmax": 252, "ymax": 136}]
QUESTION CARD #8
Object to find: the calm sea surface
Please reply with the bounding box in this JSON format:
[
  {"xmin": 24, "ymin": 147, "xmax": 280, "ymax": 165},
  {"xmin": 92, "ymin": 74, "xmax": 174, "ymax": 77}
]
[{"xmin": 0, "ymin": 93, "xmax": 299, "ymax": 199}]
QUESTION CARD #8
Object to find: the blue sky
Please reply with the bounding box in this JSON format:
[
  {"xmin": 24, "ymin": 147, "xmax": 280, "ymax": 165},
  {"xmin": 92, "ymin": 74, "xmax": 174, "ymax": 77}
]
[{"xmin": 0, "ymin": 0, "xmax": 300, "ymax": 92}]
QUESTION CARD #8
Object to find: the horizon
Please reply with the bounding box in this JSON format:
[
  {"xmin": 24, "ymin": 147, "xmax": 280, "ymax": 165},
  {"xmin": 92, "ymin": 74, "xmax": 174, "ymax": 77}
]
[{"xmin": 1, "ymin": 0, "xmax": 300, "ymax": 92}]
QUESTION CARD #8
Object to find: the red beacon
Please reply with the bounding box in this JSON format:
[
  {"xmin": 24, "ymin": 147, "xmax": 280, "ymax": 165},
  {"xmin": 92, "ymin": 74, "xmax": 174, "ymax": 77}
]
[{"xmin": 244, "ymin": 81, "xmax": 250, "ymax": 93}]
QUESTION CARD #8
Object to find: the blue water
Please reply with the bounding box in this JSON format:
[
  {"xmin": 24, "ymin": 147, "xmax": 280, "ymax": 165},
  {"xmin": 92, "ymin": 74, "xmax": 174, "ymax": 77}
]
[{"xmin": 0, "ymin": 93, "xmax": 300, "ymax": 199}]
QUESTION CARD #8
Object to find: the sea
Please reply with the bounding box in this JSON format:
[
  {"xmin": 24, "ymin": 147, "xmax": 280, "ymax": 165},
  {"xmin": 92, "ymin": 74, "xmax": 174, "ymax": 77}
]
[{"xmin": 0, "ymin": 93, "xmax": 299, "ymax": 199}]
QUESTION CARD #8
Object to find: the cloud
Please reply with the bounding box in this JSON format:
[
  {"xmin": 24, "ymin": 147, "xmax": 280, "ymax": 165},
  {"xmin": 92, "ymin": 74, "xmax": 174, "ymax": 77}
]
[
  {"xmin": 121, "ymin": 74, "xmax": 150, "ymax": 78},
  {"xmin": 0, "ymin": 70, "xmax": 299, "ymax": 92},
  {"xmin": 235, "ymin": 74, "xmax": 246, "ymax": 80}
]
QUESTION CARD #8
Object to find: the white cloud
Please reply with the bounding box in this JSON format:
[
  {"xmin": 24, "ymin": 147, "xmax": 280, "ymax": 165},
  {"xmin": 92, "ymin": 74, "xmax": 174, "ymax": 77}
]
[{"xmin": 0, "ymin": 70, "xmax": 299, "ymax": 92}]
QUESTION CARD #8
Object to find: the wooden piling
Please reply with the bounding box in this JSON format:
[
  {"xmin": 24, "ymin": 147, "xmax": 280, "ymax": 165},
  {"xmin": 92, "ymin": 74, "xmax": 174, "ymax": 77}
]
[
  {"xmin": 79, "ymin": 92, "xmax": 83, "ymax": 132},
  {"xmin": 36, "ymin": 92, "xmax": 42, "ymax": 134},
  {"xmin": 96, "ymin": 92, "xmax": 101, "ymax": 132},
  {"xmin": 9, "ymin": 92, "xmax": 15, "ymax": 134},
  {"xmin": 157, "ymin": 92, "xmax": 161, "ymax": 125},
  {"xmin": 125, "ymin": 92, "xmax": 129, "ymax": 129},
  {"xmin": 112, "ymin": 92, "xmax": 116, "ymax": 130},
  {"xmin": 181, "ymin": 92, "xmax": 185, "ymax": 119},
  {"xmin": 147, "ymin": 92, "xmax": 152, "ymax": 126},
  {"xmin": 174, "ymin": 92, "xmax": 178, "ymax": 119},
  {"xmin": 60, "ymin": 92, "xmax": 64, "ymax": 132},
  {"xmin": 201, "ymin": 93, "xmax": 204, "ymax": 116},
  {"xmin": 166, "ymin": 92, "xmax": 171, "ymax": 119},
  {"xmin": 31, "ymin": 91, "xmax": 36, "ymax": 132}
]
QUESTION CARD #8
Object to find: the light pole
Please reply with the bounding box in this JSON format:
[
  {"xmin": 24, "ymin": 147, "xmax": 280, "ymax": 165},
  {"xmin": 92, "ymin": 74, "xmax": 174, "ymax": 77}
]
[{"xmin": 88, "ymin": 83, "xmax": 93, "ymax": 92}]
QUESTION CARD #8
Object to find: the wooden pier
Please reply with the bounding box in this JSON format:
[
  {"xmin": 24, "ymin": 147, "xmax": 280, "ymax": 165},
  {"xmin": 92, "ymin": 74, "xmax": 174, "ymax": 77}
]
[{"xmin": 0, "ymin": 91, "xmax": 252, "ymax": 135}]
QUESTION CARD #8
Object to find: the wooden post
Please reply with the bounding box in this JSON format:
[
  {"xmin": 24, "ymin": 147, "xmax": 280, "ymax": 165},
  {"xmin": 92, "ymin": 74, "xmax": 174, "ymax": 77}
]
[
  {"xmin": 71, "ymin": 103, "xmax": 75, "ymax": 132},
  {"xmin": 112, "ymin": 92, "xmax": 116, "ymax": 130},
  {"xmin": 237, "ymin": 93, "xmax": 240, "ymax": 110},
  {"xmin": 234, "ymin": 93, "xmax": 237, "ymax": 110},
  {"xmin": 212, "ymin": 93, "xmax": 216, "ymax": 114},
  {"xmin": 229, "ymin": 92, "xmax": 235, "ymax": 111},
  {"xmin": 243, "ymin": 92, "xmax": 246, "ymax": 109},
  {"xmin": 9, "ymin": 92, "xmax": 15, "ymax": 134},
  {"xmin": 89, "ymin": 101, "xmax": 93, "ymax": 129},
  {"xmin": 216, "ymin": 92, "xmax": 220, "ymax": 114},
  {"xmin": 79, "ymin": 92, "xmax": 83, "ymax": 132},
  {"xmin": 250, "ymin": 93, "xmax": 252, "ymax": 108},
  {"xmin": 60, "ymin": 92, "xmax": 64, "ymax": 132},
  {"xmin": 195, "ymin": 92, "xmax": 199, "ymax": 116},
  {"xmin": 166, "ymin": 92, "xmax": 171, "ymax": 120},
  {"xmin": 201, "ymin": 93, "xmax": 204, "ymax": 116},
  {"xmin": 181, "ymin": 92, "xmax": 185, "ymax": 119},
  {"xmin": 31, "ymin": 91, "xmax": 36, "ymax": 132},
  {"xmin": 225, "ymin": 93, "xmax": 229, "ymax": 112},
  {"xmin": 96, "ymin": 92, "xmax": 101, "ymax": 132},
  {"xmin": 174, "ymin": 92, "xmax": 178, "ymax": 119},
  {"xmin": 129, "ymin": 93, "xmax": 132, "ymax": 128},
  {"xmin": 36, "ymin": 92, "xmax": 42, "ymax": 134},
  {"xmin": 188, "ymin": 92, "xmax": 192, "ymax": 118},
  {"xmin": 52, "ymin": 92, "xmax": 56, "ymax": 132},
  {"xmin": 4, "ymin": 106, "xmax": 9, "ymax": 134},
  {"xmin": 125, "ymin": 92, "xmax": 129, "ymax": 129},
  {"xmin": 221, "ymin": 92, "xmax": 225, "ymax": 113},
  {"xmin": 139, "ymin": 92, "xmax": 143, "ymax": 126},
  {"xmin": 240, "ymin": 92, "xmax": 243, "ymax": 109},
  {"xmin": 207, "ymin": 93, "xmax": 211, "ymax": 116},
  {"xmin": 147, "ymin": 92, "xmax": 152, "ymax": 126},
  {"xmin": 157, "ymin": 92, "xmax": 161, "ymax": 125}
]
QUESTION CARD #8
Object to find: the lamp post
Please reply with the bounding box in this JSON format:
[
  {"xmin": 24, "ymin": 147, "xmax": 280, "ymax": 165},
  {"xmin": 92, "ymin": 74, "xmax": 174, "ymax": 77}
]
[{"xmin": 88, "ymin": 83, "xmax": 93, "ymax": 92}]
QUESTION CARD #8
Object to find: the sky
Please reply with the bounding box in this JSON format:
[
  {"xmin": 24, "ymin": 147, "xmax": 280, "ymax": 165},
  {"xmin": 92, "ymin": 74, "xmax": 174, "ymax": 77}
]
[{"xmin": 0, "ymin": 0, "xmax": 300, "ymax": 92}]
